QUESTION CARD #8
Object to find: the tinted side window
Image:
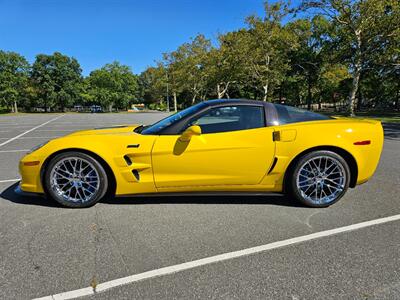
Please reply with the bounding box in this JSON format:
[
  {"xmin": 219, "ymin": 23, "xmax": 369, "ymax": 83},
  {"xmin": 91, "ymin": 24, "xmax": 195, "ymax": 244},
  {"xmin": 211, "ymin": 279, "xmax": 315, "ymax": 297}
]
[
  {"xmin": 187, "ymin": 105, "xmax": 265, "ymax": 134},
  {"xmin": 275, "ymin": 104, "xmax": 331, "ymax": 125}
]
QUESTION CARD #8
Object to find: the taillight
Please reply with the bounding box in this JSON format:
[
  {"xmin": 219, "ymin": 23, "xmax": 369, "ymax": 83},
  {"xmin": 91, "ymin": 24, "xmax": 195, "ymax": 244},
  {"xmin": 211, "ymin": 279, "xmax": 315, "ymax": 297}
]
[{"xmin": 354, "ymin": 140, "xmax": 371, "ymax": 145}]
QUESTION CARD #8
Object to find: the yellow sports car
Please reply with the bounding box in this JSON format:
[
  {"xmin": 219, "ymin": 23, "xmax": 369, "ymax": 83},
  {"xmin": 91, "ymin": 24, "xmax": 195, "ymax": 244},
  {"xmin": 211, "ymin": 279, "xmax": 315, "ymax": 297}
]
[{"xmin": 19, "ymin": 99, "xmax": 384, "ymax": 208}]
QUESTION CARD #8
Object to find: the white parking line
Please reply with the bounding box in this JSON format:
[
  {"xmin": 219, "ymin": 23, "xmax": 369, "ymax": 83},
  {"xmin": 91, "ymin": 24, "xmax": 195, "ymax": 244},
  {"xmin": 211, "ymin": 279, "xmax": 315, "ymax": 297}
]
[
  {"xmin": 19, "ymin": 136, "xmax": 60, "ymax": 139},
  {"xmin": 33, "ymin": 213, "xmax": 400, "ymax": 300},
  {"xmin": 0, "ymin": 126, "xmax": 37, "ymax": 129},
  {"xmin": 35, "ymin": 130, "xmax": 74, "ymax": 132},
  {"xmin": 0, "ymin": 123, "xmax": 44, "ymax": 125},
  {"xmin": 0, "ymin": 137, "xmax": 60, "ymax": 140},
  {"xmin": 0, "ymin": 149, "xmax": 29, "ymax": 153},
  {"xmin": 0, "ymin": 179, "xmax": 20, "ymax": 183},
  {"xmin": 0, "ymin": 115, "xmax": 64, "ymax": 148},
  {"xmin": 46, "ymin": 125, "xmax": 97, "ymax": 128}
]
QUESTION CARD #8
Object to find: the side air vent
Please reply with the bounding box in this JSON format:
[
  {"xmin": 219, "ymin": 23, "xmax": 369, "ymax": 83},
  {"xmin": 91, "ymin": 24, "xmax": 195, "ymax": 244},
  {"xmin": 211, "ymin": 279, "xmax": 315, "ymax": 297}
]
[
  {"xmin": 124, "ymin": 155, "xmax": 132, "ymax": 166},
  {"xmin": 267, "ymin": 157, "xmax": 278, "ymax": 174},
  {"xmin": 132, "ymin": 170, "xmax": 140, "ymax": 181}
]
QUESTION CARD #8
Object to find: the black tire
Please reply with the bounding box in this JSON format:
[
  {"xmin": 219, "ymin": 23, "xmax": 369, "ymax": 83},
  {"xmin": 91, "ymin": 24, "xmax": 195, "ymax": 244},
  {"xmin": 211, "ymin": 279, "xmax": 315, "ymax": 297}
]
[
  {"xmin": 43, "ymin": 151, "xmax": 108, "ymax": 208},
  {"xmin": 287, "ymin": 150, "xmax": 350, "ymax": 208}
]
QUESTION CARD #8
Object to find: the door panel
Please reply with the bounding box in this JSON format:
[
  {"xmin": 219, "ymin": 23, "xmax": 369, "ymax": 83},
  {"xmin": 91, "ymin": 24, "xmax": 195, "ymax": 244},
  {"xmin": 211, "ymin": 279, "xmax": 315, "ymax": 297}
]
[{"xmin": 152, "ymin": 127, "xmax": 275, "ymax": 188}]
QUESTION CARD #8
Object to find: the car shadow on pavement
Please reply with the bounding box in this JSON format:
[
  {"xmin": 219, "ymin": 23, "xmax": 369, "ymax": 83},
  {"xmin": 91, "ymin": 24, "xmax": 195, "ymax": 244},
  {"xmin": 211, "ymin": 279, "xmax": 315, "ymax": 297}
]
[
  {"xmin": 102, "ymin": 194, "xmax": 303, "ymax": 207},
  {"xmin": 1, "ymin": 182, "xmax": 303, "ymax": 208},
  {"xmin": 0, "ymin": 182, "xmax": 61, "ymax": 207}
]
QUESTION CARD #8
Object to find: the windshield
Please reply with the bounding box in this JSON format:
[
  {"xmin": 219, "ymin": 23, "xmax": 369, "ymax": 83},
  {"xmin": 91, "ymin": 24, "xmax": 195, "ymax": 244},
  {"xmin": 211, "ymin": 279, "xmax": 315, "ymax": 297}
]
[{"xmin": 140, "ymin": 102, "xmax": 208, "ymax": 135}]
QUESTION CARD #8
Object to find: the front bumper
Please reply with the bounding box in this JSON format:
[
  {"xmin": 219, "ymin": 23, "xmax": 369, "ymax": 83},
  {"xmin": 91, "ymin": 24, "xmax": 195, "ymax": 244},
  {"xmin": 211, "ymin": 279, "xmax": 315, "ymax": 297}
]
[
  {"xmin": 19, "ymin": 155, "xmax": 44, "ymax": 193},
  {"xmin": 15, "ymin": 182, "xmax": 44, "ymax": 197}
]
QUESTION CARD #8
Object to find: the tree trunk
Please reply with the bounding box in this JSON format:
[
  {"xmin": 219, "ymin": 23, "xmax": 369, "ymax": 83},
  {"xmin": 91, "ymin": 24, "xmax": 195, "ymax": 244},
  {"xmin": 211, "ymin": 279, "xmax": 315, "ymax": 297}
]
[
  {"xmin": 396, "ymin": 86, "xmax": 399, "ymax": 110},
  {"xmin": 332, "ymin": 94, "xmax": 337, "ymax": 112},
  {"xmin": 217, "ymin": 84, "xmax": 223, "ymax": 99},
  {"xmin": 263, "ymin": 54, "xmax": 270, "ymax": 102},
  {"xmin": 349, "ymin": 63, "xmax": 361, "ymax": 117},
  {"xmin": 13, "ymin": 101, "xmax": 18, "ymax": 113},
  {"xmin": 357, "ymin": 85, "xmax": 363, "ymax": 111},
  {"xmin": 192, "ymin": 94, "xmax": 196, "ymax": 105},
  {"xmin": 173, "ymin": 92, "xmax": 177, "ymax": 112},
  {"xmin": 217, "ymin": 82, "xmax": 230, "ymax": 99},
  {"xmin": 307, "ymin": 76, "xmax": 312, "ymax": 111},
  {"xmin": 349, "ymin": 31, "xmax": 362, "ymax": 117},
  {"xmin": 263, "ymin": 82, "xmax": 269, "ymax": 102},
  {"xmin": 109, "ymin": 104, "xmax": 113, "ymax": 113}
]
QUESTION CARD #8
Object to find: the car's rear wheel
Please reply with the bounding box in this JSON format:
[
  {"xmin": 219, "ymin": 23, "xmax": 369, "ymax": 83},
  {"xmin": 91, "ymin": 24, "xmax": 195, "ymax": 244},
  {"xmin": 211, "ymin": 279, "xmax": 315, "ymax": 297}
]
[
  {"xmin": 43, "ymin": 152, "xmax": 108, "ymax": 208},
  {"xmin": 288, "ymin": 151, "xmax": 350, "ymax": 207}
]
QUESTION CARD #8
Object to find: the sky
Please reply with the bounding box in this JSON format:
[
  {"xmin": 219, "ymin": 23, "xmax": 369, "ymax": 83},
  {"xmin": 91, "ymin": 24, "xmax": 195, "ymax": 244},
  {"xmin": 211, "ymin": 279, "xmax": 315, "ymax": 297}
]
[{"xmin": 0, "ymin": 0, "xmax": 285, "ymax": 76}]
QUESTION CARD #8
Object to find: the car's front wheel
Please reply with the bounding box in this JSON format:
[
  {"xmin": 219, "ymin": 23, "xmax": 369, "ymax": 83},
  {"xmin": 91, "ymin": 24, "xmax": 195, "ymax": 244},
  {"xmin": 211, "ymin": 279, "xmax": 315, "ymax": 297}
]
[
  {"xmin": 43, "ymin": 152, "xmax": 108, "ymax": 208},
  {"xmin": 288, "ymin": 151, "xmax": 350, "ymax": 207}
]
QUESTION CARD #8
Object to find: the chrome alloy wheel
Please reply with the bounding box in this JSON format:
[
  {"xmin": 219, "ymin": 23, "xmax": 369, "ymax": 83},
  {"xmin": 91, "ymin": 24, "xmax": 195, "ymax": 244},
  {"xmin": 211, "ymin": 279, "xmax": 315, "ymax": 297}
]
[
  {"xmin": 296, "ymin": 155, "xmax": 346, "ymax": 205},
  {"xmin": 49, "ymin": 157, "xmax": 100, "ymax": 203}
]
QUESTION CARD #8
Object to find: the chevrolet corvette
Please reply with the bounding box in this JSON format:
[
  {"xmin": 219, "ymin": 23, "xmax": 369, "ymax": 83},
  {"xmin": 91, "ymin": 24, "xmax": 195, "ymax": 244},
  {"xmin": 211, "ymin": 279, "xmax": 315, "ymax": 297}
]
[{"xmin": 19, "ymin": 99, "xmax": 384, "ymax": 208}]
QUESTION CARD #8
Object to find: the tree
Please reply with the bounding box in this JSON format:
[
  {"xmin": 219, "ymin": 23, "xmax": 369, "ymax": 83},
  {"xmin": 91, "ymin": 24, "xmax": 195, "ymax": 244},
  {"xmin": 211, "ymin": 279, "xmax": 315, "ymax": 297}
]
[
  {"xmin": 161, "ymin": 54, "xmax": 182, "ymax": 112},
  {"xmin": 244, "ymin": 1, "xmax": 298, "ymax": 101},
  {"xmin": 205, "ymin": 31, "xmax": 247, "ymax": 99},
  {"xmin": 286, "ymin": 17, "xmax": 328, "ymax": 109},
  {"xmin": 88, "ymin": 62, "xmax": 138, "ymax": 112},
  {"xmin": 300, "ymin": 0, "xmax": 400, "ymax": 115},
  {"xmin": 173, "ymin": 34, "xmax": 211, "ymax": 105},
  {"xmin": 138, "ymin": 66, "xmax": 167, "ymax": 106},
  {"xmin": 31, "ymin": 52, "xmax": 82, "ymax": 112},
  {"xmin": 0, "ymin": 51, "xmax": 30, "ymax": 113}
]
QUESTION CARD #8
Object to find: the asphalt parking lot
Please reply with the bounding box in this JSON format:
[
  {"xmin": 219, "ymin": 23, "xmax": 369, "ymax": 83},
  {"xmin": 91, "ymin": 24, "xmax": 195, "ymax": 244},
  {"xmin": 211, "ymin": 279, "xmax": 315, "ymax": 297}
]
[{"xmin": 0, "ymin": 113, "xmax": 399, "ymax": 300}]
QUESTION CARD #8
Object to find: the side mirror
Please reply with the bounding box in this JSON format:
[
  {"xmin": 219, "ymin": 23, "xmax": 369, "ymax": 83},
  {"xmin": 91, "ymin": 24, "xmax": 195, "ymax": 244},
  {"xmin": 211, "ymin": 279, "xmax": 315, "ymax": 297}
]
[{"xmin": 179, "ymin": 125, "xmax": 202, "ymax": 142}]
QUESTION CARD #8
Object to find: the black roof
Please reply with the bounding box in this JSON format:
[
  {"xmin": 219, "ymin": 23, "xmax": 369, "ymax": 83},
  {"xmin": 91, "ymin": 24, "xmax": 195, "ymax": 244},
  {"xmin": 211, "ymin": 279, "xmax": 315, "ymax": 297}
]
[{"xmin": 203, "ymin": 99, "xmax": 268, "ymax": 107}]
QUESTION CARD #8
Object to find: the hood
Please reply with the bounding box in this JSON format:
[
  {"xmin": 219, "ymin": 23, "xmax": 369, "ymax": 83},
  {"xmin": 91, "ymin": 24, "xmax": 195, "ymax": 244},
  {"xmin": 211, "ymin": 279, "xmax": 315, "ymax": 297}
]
[{"xmin": 66, "ymin": 124, "xmax": 142, "ymax": 137}]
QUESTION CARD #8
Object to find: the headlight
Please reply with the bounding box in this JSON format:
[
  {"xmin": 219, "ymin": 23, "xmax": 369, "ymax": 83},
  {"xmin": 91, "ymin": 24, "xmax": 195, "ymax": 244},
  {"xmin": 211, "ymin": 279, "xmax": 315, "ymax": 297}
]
[{"xmin": 28, "ymin": 141, "xmax": 48, "ymax": 154}]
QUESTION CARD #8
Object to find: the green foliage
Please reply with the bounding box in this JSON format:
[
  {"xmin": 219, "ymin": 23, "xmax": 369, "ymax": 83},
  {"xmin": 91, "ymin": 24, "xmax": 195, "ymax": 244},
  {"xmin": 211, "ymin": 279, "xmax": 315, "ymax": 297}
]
[
  {"xmin": 31, "ymin": 52, "xmax": 82, "ymax": 112},
  {"xmin": 244, "ymin": 0, "xmax": 298, "ymax": 101},
  {"xmin": 0, "ymin": 51, "xmax": 30, "ymax": 112},
  {"xmin": 87, "ymin": 62, "xmax": 138, "ymax": 112},
  {"xmin": 299, "ymin": 0, "xmax": 400, "ymax": 114},
  {"xmin": 140, "ymin": 0, "xmax": 399, "ymax": 114},
  {"xmin": 0, "ymin": 0, "xmax": 398, "ymax": 114},
  {"xmin": 148, "ymin": 102, "xmax": 167, "ymax": 111},
  {"xmin": 138, "ymin": 66, "xmax": 167, "ymax": 105}
]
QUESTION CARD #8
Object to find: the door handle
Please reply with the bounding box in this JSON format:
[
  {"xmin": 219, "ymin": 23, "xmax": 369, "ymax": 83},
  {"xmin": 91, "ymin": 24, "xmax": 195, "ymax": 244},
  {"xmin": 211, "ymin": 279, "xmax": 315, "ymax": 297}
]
[{"xmin": 127, "ymin": 144, "xmax": 140, "ymax": 148}]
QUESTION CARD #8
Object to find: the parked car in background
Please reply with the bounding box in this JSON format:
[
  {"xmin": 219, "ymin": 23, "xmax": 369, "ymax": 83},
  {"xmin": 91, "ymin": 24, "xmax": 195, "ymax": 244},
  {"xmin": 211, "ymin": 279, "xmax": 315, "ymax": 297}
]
[
  {"xmin": 90, "ymin": 105, "xmax": 103, "ymax": 113},
  {"xmin": 74, "ymin": 105, "xmax": 83, "ymax": 112}
]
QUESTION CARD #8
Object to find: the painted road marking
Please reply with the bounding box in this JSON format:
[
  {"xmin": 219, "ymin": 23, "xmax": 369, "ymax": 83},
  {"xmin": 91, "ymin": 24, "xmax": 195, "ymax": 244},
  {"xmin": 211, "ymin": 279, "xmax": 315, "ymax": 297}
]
[
  {"xmin": 0, "ymin": 136, "xmax": 60, "ymax": 140},
  {"xmin": 0, "ymin": 123, "xmax": 45, "ymax": 126},
  {"xmin": 0, "ymin": 179, "xmax": 20, "ymax": 183},
  {"xmin": 0, "ymin": 149, "xmax": 29, "ymax": 153},
  {"xmin": 33, "ymin": 213, "xmax": 400, "ymax": 300},
  {"xmin": 35, "ymin": 130, "xmax": 74, "ymax": 132},
  {"xmin": 0, "ymin": 126, "xmax": 41, "ymax": 129},
  {"xmin": 0, "ymin": 115, "xmax": 64, "ymax": 148}
]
